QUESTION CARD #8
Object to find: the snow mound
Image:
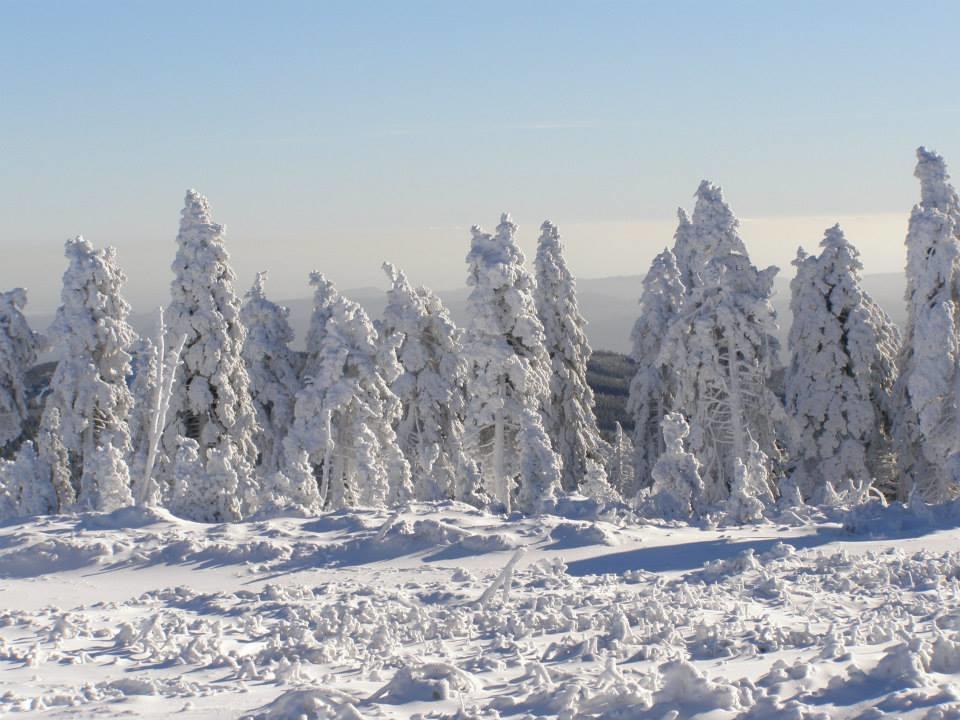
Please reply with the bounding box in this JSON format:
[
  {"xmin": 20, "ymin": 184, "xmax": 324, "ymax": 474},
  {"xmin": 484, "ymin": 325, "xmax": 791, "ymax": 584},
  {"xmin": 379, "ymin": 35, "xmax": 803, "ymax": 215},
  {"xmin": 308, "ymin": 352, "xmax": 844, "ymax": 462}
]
[{"xmin": 548, "ymin": 520, "xmax": 620, "ymax": 547}]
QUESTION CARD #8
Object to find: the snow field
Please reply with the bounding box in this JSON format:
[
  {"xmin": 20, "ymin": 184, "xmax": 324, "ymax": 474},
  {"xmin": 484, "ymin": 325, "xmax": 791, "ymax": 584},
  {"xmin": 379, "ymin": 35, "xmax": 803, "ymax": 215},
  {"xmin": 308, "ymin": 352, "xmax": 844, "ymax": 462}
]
[{"xmin": 1, "ymin": 502, "xmax": 960, "ymax": 718}]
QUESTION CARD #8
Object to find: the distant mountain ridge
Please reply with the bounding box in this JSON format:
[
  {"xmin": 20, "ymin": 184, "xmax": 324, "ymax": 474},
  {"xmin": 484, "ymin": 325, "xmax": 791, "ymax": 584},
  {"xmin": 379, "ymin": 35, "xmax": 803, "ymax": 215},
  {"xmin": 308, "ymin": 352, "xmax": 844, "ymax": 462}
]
[{"xmin": 27, "ymin": 272, "xmax": 908, "ymax": 355}]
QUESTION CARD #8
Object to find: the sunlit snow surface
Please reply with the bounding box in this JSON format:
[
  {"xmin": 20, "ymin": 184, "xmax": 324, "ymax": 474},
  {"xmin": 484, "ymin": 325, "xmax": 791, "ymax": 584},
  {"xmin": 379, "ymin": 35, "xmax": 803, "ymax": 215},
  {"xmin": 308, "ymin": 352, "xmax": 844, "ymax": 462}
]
[{"xmin": 2, "ymin": 501, "xmax": 960, "ymax": 718}]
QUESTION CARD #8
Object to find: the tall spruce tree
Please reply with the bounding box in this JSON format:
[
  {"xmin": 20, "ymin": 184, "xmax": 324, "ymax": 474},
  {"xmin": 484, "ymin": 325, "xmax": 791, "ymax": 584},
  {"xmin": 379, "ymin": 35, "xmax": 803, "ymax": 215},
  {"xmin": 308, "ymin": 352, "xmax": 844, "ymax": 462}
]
[
  {"xmin": 0, "ymin": 288, "xmax": 42, "ymax": 455},
  {"xmin": 894, "ymin": 147, "xmax": 960, "ymax": 501},
  {"xmin": 42, "ymin": 237, "xmax": 136, "ymax": 492},
  {"xmin": 627, "ymin": 248, "xmax": 685, "ymax": 494},
  {"xmin": 659, "ymin": 182, "xmax": 787, "ymax": 504},
  {"xmin": 240, "ymin": 272, "xmax": 302, "ymax": 474},
  {"xmin": 534, "ymin": 221, "xmax": 607, "ymax": 491},
  {"xmin": 462, "ymin": 214, "xmax": 557, "ymax": 512},
  {"xmin": 284, "ymin": 273, "xmax": 412, "ymax": 509},
  {"xmin": 381, "ymin": 263, "xmax": 483, "ymax": 504},
  {"xmin": 786, "ymin": 226, "xmax": 900, "ymax": 499},
  {"xmin": 164, "ymin": 190, "xmax": 260, "ymax": 518}
]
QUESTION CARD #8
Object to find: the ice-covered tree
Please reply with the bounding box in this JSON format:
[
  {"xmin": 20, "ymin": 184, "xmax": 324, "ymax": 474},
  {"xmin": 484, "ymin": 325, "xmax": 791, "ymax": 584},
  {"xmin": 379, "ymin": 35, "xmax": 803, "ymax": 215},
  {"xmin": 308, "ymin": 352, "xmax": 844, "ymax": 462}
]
[
  {"xmin": 164, "ymin": 190, "xmax": 259, "ymax": 517},
  {"xmin": 534, "ymin": 221, "xmax": 608, "ymax": 491},
  {"xmin": 581, "ymin": 458, "xmax": 620, "ymax": 503},
  {"xmin": 36, "ymin": 407, "xmax": 73, "ymax": 511},
  {"xmin": 127, "ymin": 337, "xmax": 159, "ymax": 479},
  {"xmin": 515, "ymin": 407, "xmax": 562, "ymax": 514},
  {"xmin": 240, "ymin": 272, "xmax": 301, "ymax": 474},
  {"xmin": 463, "ymin": 214, "xmax": 555, "ymax": 511},
  {"xmin": 42, "ymin": 237, "xmax": 136, "ymax": 488},
  {"xmin": 894, "ymin": 148, "xmax": 960, "ymax": 502},
  {"xmin": 283, "ymin": 273, "xmax": 412, "ymax": 510},
  {"xmin": 786, "ymin": 226, "xmax": 901, "ymax": 500},
  {"xmin": 647, "ymin": 413, "xmax": 704, "ymax": 519},
  {"xmin": 672, "ymin": 183, "xmax": 749, "ymax": 296},
  {"xmin": 0, "ymin": 288, "xmax": 42, "ymax": 454},
  {"xmin": 0, "ymin": 441, "xmax": 56, "ymax": 519},
  {"xmin": 606, "ymin": 421, "xmax": 635, "ymax": 498},
  {"xmin": 659, "ymin": 182, "xmax": 787, "ymax": 504},
  {"xmin": 724, "ymin": 439, "xmax": 770, "ymax": 524},
  {"xmin": 78, "ymin": 441, "xmax": 133, "ymax": 512},
  {"xmin": 627, "ymin": 248, "xmax": 685, "ymax": 494},
  {"xmin": 381, "ymin": 263, "xmax": 483, "ymax": 504}
]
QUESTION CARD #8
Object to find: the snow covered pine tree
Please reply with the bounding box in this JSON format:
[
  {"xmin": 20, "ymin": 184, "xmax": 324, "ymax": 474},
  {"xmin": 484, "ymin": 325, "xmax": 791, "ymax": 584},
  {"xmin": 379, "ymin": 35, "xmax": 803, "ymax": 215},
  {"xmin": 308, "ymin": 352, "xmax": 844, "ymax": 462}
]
[
  {"xmin": 894, "ymin": 148, "xmax": 960, "ymax": 502},
  {"xmin": 283, "ymin": 273, "xmax": 412, "ymax": 510},
  {"xmin": 381, "ymin": 263, "xmax": 484, "ymax": 505},
  {"xmin": 463, "ymin": 214, "xmax": 559, "ymax": 513},
  {"xmin": 786, "ymin": 225, "xmax": 900, "ymax": 501},
  {"xmin": 0, "ymin": 288, "xmax": 42, "ymax": 456},
  {"xmin": 627, "ymin": 248, "xmax": 685, "ymax": 495},
  {"xmin": 240, "ymin": 272, "xmax": 302, "ymax": 474},
  {"xmin": 534, "ymin": 221, "xmax": 608, "ymax": 492},
  {"xmin": 41, "ymin": 237, "xmax": 136, "ymax": 510},
  {"xmin": 163, "ymin": 190, "xmax": 260, "ymax": 520},
  {"xmin": 659, "ymin": 182, "xmax": 787, "ymax": 507}
]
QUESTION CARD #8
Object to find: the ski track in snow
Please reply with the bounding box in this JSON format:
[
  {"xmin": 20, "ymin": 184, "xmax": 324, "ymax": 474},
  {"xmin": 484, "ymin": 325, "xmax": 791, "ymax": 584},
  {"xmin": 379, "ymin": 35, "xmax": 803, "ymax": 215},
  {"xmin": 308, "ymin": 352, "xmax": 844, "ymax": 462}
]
[{"xmin": 2, "ymin": 502, "xmax": 960, "ymax": 718}]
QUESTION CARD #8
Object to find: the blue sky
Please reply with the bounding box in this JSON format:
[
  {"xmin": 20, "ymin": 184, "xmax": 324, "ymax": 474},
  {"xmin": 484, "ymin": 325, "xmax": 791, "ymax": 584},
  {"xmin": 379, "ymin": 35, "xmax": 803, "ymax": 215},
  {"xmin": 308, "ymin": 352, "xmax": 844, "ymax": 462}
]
[{"xmin": 2, "ymin": 1, "xmax": 958, "ymax": 312}]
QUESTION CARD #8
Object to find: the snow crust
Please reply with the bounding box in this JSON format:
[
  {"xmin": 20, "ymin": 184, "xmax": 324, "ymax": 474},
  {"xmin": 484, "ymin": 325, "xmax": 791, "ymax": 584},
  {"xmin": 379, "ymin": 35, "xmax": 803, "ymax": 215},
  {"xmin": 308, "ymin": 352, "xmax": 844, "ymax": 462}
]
[{"xmin": 0, "ymin": 502, "xmax": 959, "ymax": 718}]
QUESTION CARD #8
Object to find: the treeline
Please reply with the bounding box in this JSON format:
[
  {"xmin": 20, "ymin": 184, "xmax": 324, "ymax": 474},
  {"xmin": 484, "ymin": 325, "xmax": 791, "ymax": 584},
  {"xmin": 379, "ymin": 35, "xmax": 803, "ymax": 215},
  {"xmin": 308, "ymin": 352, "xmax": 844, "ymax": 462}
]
[{"xmin": 0, "ymin": 147, "xmax": 957, "ymax": 523}]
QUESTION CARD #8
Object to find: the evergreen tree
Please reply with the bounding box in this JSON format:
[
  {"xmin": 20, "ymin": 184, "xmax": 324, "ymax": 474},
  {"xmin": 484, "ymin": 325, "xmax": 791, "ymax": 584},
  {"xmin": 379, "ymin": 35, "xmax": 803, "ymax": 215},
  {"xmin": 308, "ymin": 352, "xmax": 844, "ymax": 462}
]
[
  {"xmin": 0, "ymin": 288, "xmax": 42, "ymax": 454},
  {"xmin": 127, "ymin": 337, "xmax": 159, "ymax": 481},
  {"xmin": 659, "ymin": 182, "xmax": 787, "ymax": 504},
  {"xmin": 647, "ymin": 413, "xmax": 704, "ymax": 519},
  {"xmin": 463, "ymin": 214, "xmax": 555, "ymax": 511},
  {"xmin": 283, "ymin": 273, "xmax": 412, "ymax": 509},
  {"xmin": 627, "ymin": 248, "xmax": 685, "ymax": 494},
  {"xmin": 0, "ymin": 441, "xmax": 56, "ymax": 519},
  {"xmin": 381, "ymin": 263, "xmax": 483, "ymax": 504},
  {"xmin": 515, "ymin": 407, "xmax": 562, "ymax": 514},
  {"xmin": 894, "ymin": 148, "xmax": 960, "ymax": 501},
  {"xmin": 606, "ymin": 421, "xmax": 635, "ymax": 498},
  {"xmin": 164, "ymin": 190, "xmax": 259, "ymax": 517},
  {"xmin": 78, "ymin": 441, "xmax": 133, "ymax": 512},
  {"xmin": 240, "ymin": 272, "xmax": 301, "ymax": 473},
  {"xmin": 37, "ymin": 407, "xmax": 73, "ymax": 511},
  {"xmin": 42, "ymin": 237, "xmax": 136, "ymax": 489},
  {"xmin": 534, "ymin": 221, "xmax": 608, "ymax": 491},
  {"xmin": 786, "ymin": 226, "xmax": 901, "ymax": 500},
  {"xmin": 724, "ymin": 439, "xmax": 770, "ymax": 524}
]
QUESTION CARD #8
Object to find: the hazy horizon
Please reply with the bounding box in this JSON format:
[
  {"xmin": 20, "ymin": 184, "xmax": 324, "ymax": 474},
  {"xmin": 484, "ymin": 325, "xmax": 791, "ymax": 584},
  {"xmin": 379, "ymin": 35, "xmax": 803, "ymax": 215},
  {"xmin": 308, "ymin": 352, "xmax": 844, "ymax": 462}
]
[{"xmin": 3, "ymin": 1, "xmax": 957, "ymax": 313}]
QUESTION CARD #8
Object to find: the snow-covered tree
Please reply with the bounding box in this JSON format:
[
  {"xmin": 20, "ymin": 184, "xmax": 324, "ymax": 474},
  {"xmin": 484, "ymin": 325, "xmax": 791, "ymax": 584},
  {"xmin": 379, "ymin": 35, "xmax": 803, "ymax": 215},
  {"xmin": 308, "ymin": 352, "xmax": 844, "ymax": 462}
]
[
  {"xmin": 240, "ymin": 272, "xmax": 301, "ymax": 474},
  {"xmin": 672, "ymin": 183, "xmax": 749, "ymax": 296},
  {"xmin": 127, "ymin": 337, "xmax": 159, "ymax": 479},
  {"xmin": 724, "ymin": 439, "xmax": 770, "ymax": 524},
  {"xmin": 894, "ymin": 148, "xmax": 960, "ymax": 502},
  {"xmin": 659, "ymin": 182, "xmax": 787, "ymax": 504},
  {"xmin": 36, "ymin": 407, "xmax": 73, "ymax": 511},
  {"xmin": 42, "ymin": 237, "xmax": 136, "ymax": 488},
  {"xmin": 581, "ymin": 458, "xmax": 620, "ymax": 503},
  {"xmin": 283, "ymin": 273, "xmax": 412, "ymax": 510},
  {"xmin": 78, "ymin": 441, "xmax": 133, "ymax": 512},
  {"xmin": 627, "ymin": 248, "xmax": 685, "ymax": 494},
  {"xmin": 0, "ymin": 441, "xmax": 56, "ymax": 519},
  {"xmin": 534, "ymin": 221, "xmax": 608, "ymax": 491},
  {"xmin": 463, "ymin": 214, "xmax": 555, "ymax": 511},
  {"xmin": 786, "ymin": 226, "xmax": 901, "ymax": 500},
  {"xmin": 606, "ymin": 421, "xmax": 635, "ymax": 498},
  {"xmin": 515, "ymin": 407, "xmax": 562, "ymax": 514},
  {"xmin": 169, "ymin": 436, "xmax": 202, "ymax": 518},
  {"xmin": 0, "ymin": 288, "xmax": 42, "ymax": 454},
  {"xmin": 164, "ymin": 190, "xmax": 259, "ymax": 517},
  {"xmin": 381, "ymin": 263, "xmax": 483, "ymax": 505},
  {"xmin": 647, "ymin": 413, "xmax": 704, "ymax": 519},
  {"xmin": 259, "ymin": 450, "xmax": 322, "ymax": 516}
]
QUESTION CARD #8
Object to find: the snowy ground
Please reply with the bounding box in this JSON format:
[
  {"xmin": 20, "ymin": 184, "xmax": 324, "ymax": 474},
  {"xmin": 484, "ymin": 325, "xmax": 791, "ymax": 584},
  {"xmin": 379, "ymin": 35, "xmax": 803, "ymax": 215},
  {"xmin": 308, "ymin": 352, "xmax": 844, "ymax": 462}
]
[{"xmin": 2, "ymin": 501, "xmax": 960, "ymax": 719}]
